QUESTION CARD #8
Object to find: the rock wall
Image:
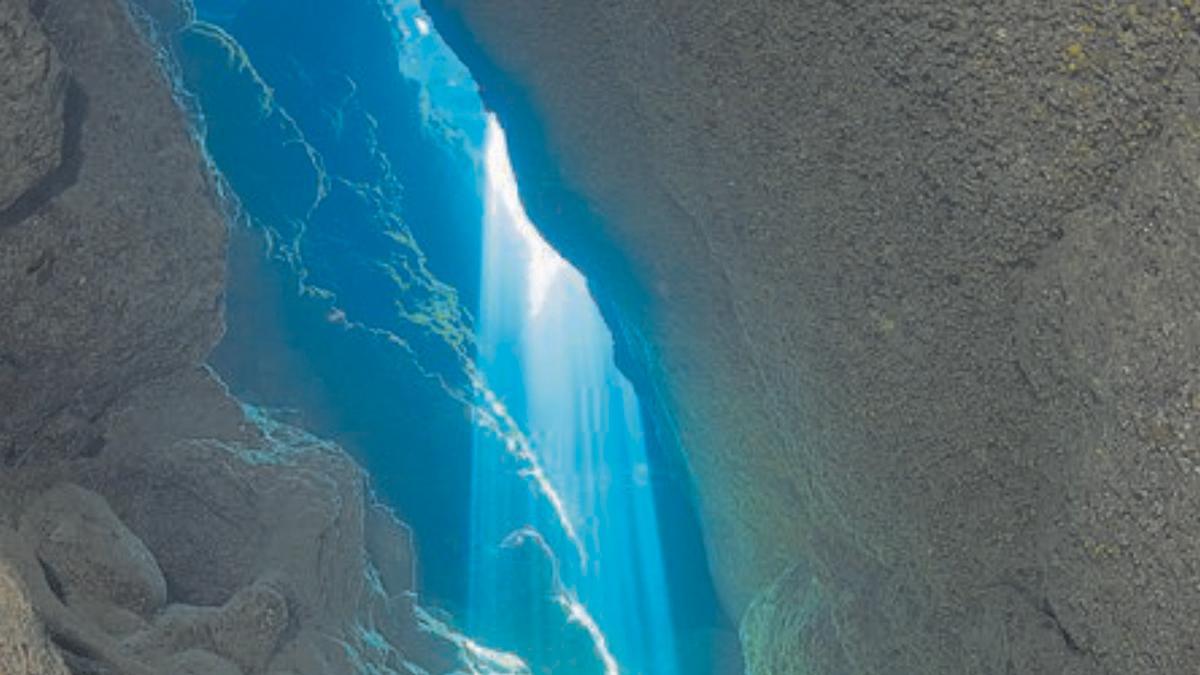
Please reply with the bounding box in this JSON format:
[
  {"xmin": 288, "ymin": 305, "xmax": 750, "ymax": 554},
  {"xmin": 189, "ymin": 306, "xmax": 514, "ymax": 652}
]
[
  {"xmin": 431, "ymin": 1, "xmax": 1200, "ymax": 673},
  {"xmin": 0, "ymin": 1, "xmax": 517, "ymax": 673},
  {"xmin": 1, "ymin": 367, "xmax": 494, "ymax": 675},
  {"xmin": 0, "ymin": 0, "xmax": 225, "ymax": 468}
]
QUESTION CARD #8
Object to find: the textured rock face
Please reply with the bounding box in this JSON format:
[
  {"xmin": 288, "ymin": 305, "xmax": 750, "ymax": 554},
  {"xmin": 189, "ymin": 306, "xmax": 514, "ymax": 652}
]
[
  {"xmin": 0, "ymin": 560, "xmax": 71, "ymax": 675},
  {"xmin": 21, "ymin": 483, "xmax": 168, "ymax": 617},
  {"xmin": 0, "ymin": 0, "xmax": 226, "ymax": 469},
  {"xmin": 2, "ymin": 368, "xmax": 508, "ymax": 675},
  {"xmin": 0, "ymin": 0, "xmax": 65, "ymax": 214},
  {"xmin": 434, "ymin": 1, "xmax": 1200, "ymax": 672}
]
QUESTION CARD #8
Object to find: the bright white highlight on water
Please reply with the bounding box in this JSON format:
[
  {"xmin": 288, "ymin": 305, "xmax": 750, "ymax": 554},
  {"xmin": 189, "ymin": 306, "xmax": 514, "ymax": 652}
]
[
  {"xmin": 502, "ymin": 527, "xmax": 619, "ymax": 675},
  {"xmin": 374, "ymin": 2, "xmax": 682, "ymax": 671},
  {"xmin": 482, "ymin": 119, "xmax": 566, "ymax": 319},
  {"xmin": 414, "ymin": 606, "xmax": 531, "ymax": 674},
  {"xmin": 472, "ymin": 115, "xmax": 680, "ymax": 674}
]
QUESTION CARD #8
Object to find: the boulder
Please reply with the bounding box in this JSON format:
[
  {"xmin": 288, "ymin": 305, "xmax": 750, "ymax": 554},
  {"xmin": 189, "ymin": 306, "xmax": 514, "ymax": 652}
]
[
  {"xmin": 0, "ymin": 0, "xmax": 226, "ymax": 468},
  {"xmin": 20, "ymin": 483, "xmax": 167, "ymax": 617},
  {"xmin": 126, "ymin": 581, "xmax": 288, "ymax": 674},
  {"xmin": 0, "ymin": 559, "xmax": 71, "ymax": 675},
  {"xmin": 168, "ymin": 649, "xmax": 245, "ymax": 675},
  {"xmin": 0, "ymin": 0, "xmax": 66, "ymax": 214}
]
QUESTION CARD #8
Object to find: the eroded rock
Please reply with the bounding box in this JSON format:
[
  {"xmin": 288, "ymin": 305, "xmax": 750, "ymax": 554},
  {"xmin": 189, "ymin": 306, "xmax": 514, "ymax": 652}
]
[
  {"xmin": 0, "ymin": 559, "xmax": 71, "ymax": 675},
  {"xmin": 49, "ymin": 367, "xmax": 518, "ymax": 675},
  {"xmin": 0, "ymin": 0, "xmax": 66, "ymax": 214},
  {"xmin": 0, "ymin": 0, "xmax": 226, "ymax": 468},
  {"xmin": 126, "ymin": 580, "xmax": 288, "ymax": 673},
  {"xmin": 168, "ymin": 649, "xmax": 245, "ymax": 675},
  {"xmin": 20, "ymin": 483, "xmax": 167, "ymax": 617}
]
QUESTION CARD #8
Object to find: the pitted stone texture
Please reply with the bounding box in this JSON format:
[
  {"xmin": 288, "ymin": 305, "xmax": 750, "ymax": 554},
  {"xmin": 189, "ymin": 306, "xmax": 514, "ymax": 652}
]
[
  {"xmin": 20, "ymin": 483, "xmax": 167, "ymax": 617},
  {"xmin": 125, "ymin": 581, "xmax": 288, "ymax": 674},
  {"xmin": 63, "ymin": 367, "xmax": 510, "ymax": 675},
  {"xmin": 0, "ymin": 559, "xmax": 71, "ymax": 675},
  {"xmin": 0, "ymin": 0, "xmax": 225, "ymax": 468},
  {"xmin": 0, "ymin": 0, "xmax": 66, "ymax": 213},
  {"xmin": 168, "ymin": 649, "xmax": 246, "ymax": 675},
  {"xmin": 437, "ymin": 1, "xmax": 1200, "ymax": 672}
]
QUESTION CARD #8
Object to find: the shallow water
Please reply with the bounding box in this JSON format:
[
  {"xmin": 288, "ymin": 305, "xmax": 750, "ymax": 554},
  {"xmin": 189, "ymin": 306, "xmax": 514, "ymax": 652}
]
[{"xmin": 153, "ymin": 0, "xmax": 734, "ymax": 671}]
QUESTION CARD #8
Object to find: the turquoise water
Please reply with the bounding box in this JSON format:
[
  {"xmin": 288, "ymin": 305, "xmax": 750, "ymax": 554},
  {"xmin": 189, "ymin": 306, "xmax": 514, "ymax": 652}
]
[
  {"xmin": 470, "ymin": 118, "xmax": 677, "ymax": 673},
  {"xmin": 146, "ymin": 0, "xmax": 735, "ymax": 671}
]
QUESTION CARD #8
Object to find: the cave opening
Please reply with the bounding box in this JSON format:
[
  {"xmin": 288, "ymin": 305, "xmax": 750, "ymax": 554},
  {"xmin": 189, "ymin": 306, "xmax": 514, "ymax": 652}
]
[{"xmin": 143, "ymin": 0, "xmax": 736, "ymax": 671}]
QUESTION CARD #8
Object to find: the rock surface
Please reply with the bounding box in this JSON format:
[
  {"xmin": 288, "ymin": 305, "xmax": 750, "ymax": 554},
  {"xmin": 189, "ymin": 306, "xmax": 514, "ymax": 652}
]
[
  {"xmin": 432, "ymin": 1, "xmax": 1200, "ymax": 672},
  {"xmin": 0, "ymin": 0, "xmax": 226, "ymax": 470},
  {"xmin": 21, "ymin": 483, "xmax": 168, "ymax": 617},
  {"xmin": 0, "ymin": 0, "xmax": 65, "ymax": 214},
  {"xmin": 0, "ymin": 559, "xmax": 71, "ymax": 675},
  {"xmin": 1, "ymin": 366, "xmax": 519, "ymax": 675}
]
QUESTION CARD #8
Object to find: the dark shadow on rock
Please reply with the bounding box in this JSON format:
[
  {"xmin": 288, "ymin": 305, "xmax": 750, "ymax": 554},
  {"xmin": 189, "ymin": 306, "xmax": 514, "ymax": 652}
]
[{"xmin": 0, "ymin": 79, "xmax": 88, "ymax": 229}]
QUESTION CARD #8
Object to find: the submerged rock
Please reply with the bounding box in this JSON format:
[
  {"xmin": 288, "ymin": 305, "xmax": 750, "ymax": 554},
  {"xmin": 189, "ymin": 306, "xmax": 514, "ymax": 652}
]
[
  {"xmin": 125, "ymin": 580, "xmax": 289, "ymax": 673},
  {"xmin": 1, "ymin": 366, "xmax": 516, "ymax": 675},
  {"xmin": 0, "ymin": 0, "xmax": 226, "ymax": 469},
  {"xmin": 0, "ymin": 0, "xmax": 66, "ymax": 214},
  {"xmin": 434, "ymin": 1, "xmax": 1200, "ymax": 672},
  {"xmin": 20, "ymin": 483, "xmax": 168, "ymax": 617},
  {"xmin": 168, "ymin": 649, "xmax": 246, "ymax": 675},
  {"xmin": 0, "ymin": 559, "xmax": 71, "ymax": 675}
]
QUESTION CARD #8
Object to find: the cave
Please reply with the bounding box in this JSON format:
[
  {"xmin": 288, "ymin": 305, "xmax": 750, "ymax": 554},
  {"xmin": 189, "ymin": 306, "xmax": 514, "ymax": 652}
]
[{"xmin": 2, "ymin": 0, "xmax": 1200, "ymax": 674}]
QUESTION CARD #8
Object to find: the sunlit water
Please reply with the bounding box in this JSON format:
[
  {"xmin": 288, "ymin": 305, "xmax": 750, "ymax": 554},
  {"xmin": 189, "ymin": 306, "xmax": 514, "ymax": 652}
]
[
  {"xmin": 471, "ymin": 118, "xmax": 678, "ymax": 674},
  {"xmin": 142, "ymin": 0, "xmax": 723, "ymax": 671}
]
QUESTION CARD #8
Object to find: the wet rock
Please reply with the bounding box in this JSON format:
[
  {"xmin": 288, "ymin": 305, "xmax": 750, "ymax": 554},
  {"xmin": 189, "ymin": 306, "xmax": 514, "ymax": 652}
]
[
  {"xmin": 168, "ymin": 649, "xmax": 245, "ymax": 675},
  {"xmin": 0, "ymin": 559, "xmax": 71, "ymax": 675},
  {"xmin": 126, "ymin": 581, "xmax": 288, "ymax": 673},
  {"xmin": 56, "ymin": 367, "xmax": 513, "ymax": 675},
  {"xmin": 128, "ymin": 0, "xmax": 195, "ymax": 33},
  {"xmin": 0, "ymin": 0, "xmax": 66, "ymax": 214},
  {"xmin": 20, "ymin": 483, "xmax": 167, "ymax": 617},
  {"xmin": 437, "ymin": 0, "xmax": 1200, "ymax": 672},
  {"xmin": 0, "ymin": 0, "xmax": 225, "ymax": 469},
  {"xmin": 365, "ymin": 499, "xmax": 416, "ymax": 598},
  {"xmin": 67, "ymin": 598, "xmax": 149, "ymax": 638}
]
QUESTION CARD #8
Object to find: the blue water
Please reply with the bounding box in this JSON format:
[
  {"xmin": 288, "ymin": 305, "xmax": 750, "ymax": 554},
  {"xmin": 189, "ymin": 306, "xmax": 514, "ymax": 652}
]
[{"xmin": 144, "ymin": 0, "xmax": 736, "ymax": 672}]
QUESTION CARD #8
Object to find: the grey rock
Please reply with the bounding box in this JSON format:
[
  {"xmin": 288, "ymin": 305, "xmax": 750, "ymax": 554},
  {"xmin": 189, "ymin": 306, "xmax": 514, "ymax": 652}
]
[
  {"xmin": 0, "ymin": 558, "xmax": 71, "ymax": 675},
  {"xmin": 0, "ymin": 525, "xmax": 158, "ymax": 675},
  {"xmin": 168, "ymin": 649, "xmax": 245, "ymax": 675},
  {"xmin": 438, "ymin": 1, "xmax": 1200, "ymax": 672},
  {"xmin": 0, "ymin": 0, "xmax": 66, "ymax": 214},
  {"xmin": 66, "ymin": 597, "xmax": 150, "ymax": 638},
  {"xmin": 20, "ymin": 483, "xmax": 167, "ymax": 617},
  {"xmin": 127, "ymin": 0, "xmax": 194, "ymax": 33},
  {"xmin": 365, "ymin": 499, "xmax": 416, "ymax": 599},
  {"xmin": 0, "ymin": 0, "xmax": 226, "ymax": 469},
  {"xmin": 20, "ymin": 366, "xmax": 514, "ymax": 675},
  {"xmin": 125, "ymin": 581, "xmax": 288, "ymax": 674}
]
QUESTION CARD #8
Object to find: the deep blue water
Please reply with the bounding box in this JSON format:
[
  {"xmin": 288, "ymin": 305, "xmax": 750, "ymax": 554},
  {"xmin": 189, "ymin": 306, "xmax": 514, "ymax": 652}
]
[{"xmin": 147, "ymin": 0, "xmax": 739, "ymax": 672}]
